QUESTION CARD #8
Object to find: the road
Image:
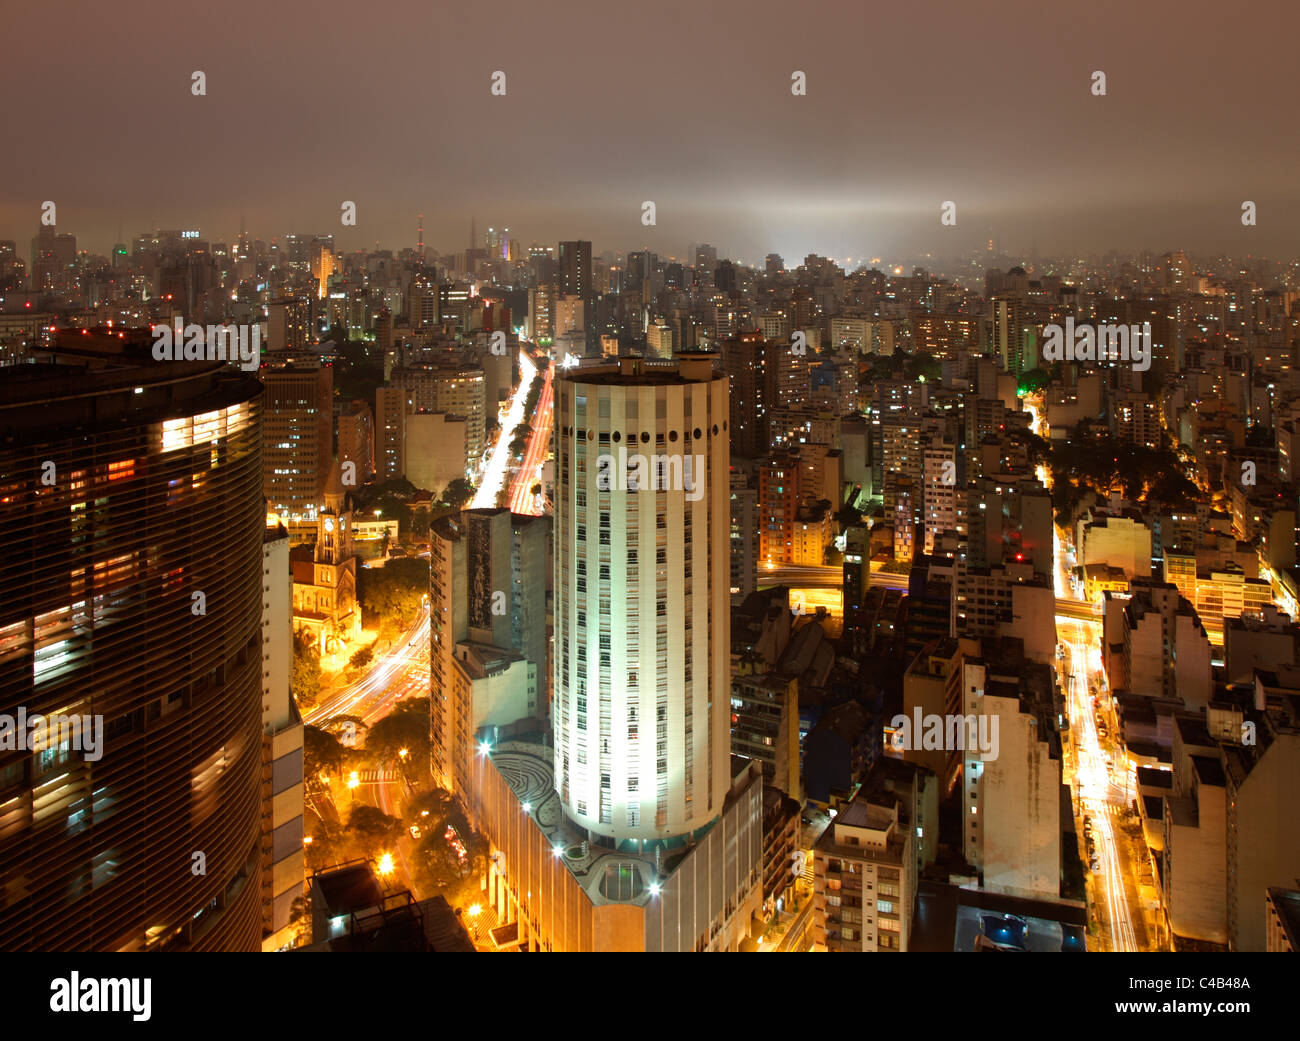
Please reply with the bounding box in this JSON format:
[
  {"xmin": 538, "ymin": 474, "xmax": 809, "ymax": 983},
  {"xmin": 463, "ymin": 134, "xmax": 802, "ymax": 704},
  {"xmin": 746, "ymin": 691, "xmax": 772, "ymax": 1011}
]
[
  {"xmin": 304, "ymin": 604, "xmax": 431, "ymax": 901},
  {"xmin": 774, "ymin": 897, "xmax": 815, "ymax": 952},
  {"xmin": 1030, "ymin": 392, "xmax": 1147, "ymax": 950},
  {"xmin": 304, "ymin": 606, "xmax": 430, "ymax": 728},
  {"xmin": 1058, "ymin": 615, "xmax": 1142, "ymax": 951},
  {"xmin": 760, "ymin": 562, "xmax": 910, "ymax": 591},
  {"xmin": 473, "ymin": 349, "xmax": 538, "ymax": 510},
  {"xmin": 508, "ymin": 355, "xmax": 553, "ymax": 515}
]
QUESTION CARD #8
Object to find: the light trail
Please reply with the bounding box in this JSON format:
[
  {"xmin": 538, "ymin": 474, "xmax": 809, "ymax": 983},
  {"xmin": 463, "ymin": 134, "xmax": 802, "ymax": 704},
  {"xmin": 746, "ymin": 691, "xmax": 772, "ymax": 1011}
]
[
  {"xmin": 1060, "ymin": 613, "xmax": 1138, "ymax": 951},
  {"xmin": 508, "ymin": 357, "xmax": 553, "ymax": 515},
  {"xmin": 305, "ymin": 606, "xmax": 430, "ymax": 728},
  {"xmin": 473, "ymin": 350, "xmax": 538, "ymax": 510}
]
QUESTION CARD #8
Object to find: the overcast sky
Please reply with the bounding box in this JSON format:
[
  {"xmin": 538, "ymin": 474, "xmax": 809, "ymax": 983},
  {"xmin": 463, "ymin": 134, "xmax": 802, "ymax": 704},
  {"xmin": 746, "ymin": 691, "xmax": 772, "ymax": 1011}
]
[{"xmin": 4, "ymin": 0, "xmax": 1297, "ymax": 266}]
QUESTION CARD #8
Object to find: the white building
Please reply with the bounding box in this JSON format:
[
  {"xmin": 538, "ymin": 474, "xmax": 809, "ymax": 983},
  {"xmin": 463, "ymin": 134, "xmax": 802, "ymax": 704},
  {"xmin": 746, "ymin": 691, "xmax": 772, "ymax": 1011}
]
[{"xmin": 553, "ymin": 356, "xmax": 731, "ymax": 843}]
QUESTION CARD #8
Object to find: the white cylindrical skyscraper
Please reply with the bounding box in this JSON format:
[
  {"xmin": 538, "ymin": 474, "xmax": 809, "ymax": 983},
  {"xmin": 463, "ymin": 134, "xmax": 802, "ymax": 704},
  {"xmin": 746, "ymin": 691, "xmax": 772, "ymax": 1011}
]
[{"xmin": 553, "ymin": 356, "xmax": 730, "ymax": 844}]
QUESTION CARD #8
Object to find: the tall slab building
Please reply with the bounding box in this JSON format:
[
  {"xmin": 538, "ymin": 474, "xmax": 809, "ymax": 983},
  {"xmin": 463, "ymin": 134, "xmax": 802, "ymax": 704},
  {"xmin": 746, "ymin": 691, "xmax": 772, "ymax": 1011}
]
[{"xmin": 0, "ymin": 337, "xmax": 267, "ymax": 950}]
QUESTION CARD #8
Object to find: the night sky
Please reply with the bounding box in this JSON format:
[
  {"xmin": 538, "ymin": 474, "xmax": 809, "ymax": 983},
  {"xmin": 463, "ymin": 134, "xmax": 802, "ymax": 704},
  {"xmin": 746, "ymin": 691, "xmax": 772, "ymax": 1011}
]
[{"xmin": 4, "ymin": 0, "xmax": 1297, "ymax": 263}]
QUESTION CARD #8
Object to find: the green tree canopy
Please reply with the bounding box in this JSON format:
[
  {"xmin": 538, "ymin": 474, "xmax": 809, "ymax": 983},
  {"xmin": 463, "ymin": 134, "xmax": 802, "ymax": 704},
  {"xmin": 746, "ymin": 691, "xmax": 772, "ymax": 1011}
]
[{"xmin": 347, "ymin": 805, "xmax": 401, "ymax": 859}]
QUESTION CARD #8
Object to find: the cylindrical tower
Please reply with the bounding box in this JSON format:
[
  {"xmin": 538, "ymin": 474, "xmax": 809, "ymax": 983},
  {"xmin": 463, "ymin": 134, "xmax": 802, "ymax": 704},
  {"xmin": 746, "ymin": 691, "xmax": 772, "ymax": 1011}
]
[{"xmin": 553, "ymin": 356, "xmax": 729, "ymax": 844}]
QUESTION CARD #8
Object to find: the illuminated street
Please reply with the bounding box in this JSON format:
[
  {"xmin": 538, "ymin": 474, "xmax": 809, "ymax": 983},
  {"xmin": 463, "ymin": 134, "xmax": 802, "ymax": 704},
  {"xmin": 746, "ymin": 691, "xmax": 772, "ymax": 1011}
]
[
  {"xmin": 304, "ymin": 606, "xmax": 431, "ymax": 729},
  {"xmin": 473, "ymin": 349, "xmax": 538, "ymax": 510},
  {"xmin": 1059, "ymin": 616, "xmax": 1145, "ymax": 951},
  {"xmin": 508, "ymin": 353, "xmax": 553, "ymax": 515}
]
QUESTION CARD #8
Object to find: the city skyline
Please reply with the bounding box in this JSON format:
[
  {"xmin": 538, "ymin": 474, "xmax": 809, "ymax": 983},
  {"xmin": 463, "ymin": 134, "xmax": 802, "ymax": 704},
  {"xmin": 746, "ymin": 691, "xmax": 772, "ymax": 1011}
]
[{"xmin": 2, "ymin": 0, "xmax": 1299, "ymax": 971}]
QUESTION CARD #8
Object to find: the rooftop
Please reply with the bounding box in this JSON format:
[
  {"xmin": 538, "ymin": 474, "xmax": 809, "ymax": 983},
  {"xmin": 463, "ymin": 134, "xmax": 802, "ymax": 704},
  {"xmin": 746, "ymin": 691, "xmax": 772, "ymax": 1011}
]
[
  {"xmin": 483, "ymin": 737, "xmax": 760, "ymax": 907},
  {"xmin": 557, "ymin": 355, "xmax": 723, "ymax": 387}
]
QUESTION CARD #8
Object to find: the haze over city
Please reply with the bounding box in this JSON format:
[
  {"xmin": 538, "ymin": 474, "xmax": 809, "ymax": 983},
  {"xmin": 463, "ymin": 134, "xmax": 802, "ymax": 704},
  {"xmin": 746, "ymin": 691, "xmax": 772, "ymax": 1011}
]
[{"xmin": 4, "ymin": 0, "xmax": 1299, "ymax": 261}]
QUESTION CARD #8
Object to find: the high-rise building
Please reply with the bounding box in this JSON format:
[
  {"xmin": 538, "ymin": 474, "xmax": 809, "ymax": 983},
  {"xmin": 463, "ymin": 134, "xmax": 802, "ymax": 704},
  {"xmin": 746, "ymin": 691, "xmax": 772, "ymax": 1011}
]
[
  {"xmin": 729, "ymin": 467, "xmax": 758, "ymax": 596},
  {"xmin": 0, "ymin": 341, "xmax": 266, "ymax": 949},
  {"xmin": 558, "ymin": 240, "xmax": 592, "ymax": 300},
  {"xmin": 268, "ymin": 296, "xmax": 311, "ymax": 352},
  {"xmin": 694, "ymin": 244, "xmax": 717, "ymax": 286},
  {"xmin": 553, "ymin": 356, "xmax": 730, "ymax": 842},
  {"xmin": 722, "ymin": 331, "xmax": 775, "ymax": 460},
  {"xmin": 336, "ymin": 400, "xmax": 375, "ymax": 487},
  {"xmin": 429, "ymin": 509, "xmax": 549, "ymax": 793},
  {"xmin": 558, "ymin": 240, "xmax": 594, "ymax": 353},
  {"xmin": 29, "ymin": 225, "xmax": 77, "ymax": 294},
  {"xmin": 262, "ymin": 358, "xmax": 333, "ymax": 521},
  {"xmin": 406, "ymin": 269, "xmax": 440, "ymax": 329},
  {"xmin": 528, "ymin": 284, "xmax": 555, "ymax": 341},
  {"xmin": 374, "ymin": 384, "xmax": 406, "ymax": 481},
  {"xmin": 260, "ymin": 523, "xmax": 304, "ymax": 950}
]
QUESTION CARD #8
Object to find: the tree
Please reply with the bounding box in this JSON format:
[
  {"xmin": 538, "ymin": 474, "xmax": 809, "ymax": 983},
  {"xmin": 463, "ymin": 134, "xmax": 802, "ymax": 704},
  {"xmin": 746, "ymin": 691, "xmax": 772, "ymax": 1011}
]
[
  {"xmin": 347, "ymin": 805, "xmax": 401, "ymax": 859},
  {"xmin": 287, "ymin": 895, "xmax": 311, "ymax": 947},
  {"xmin": 304, "ymin": 725, "xmax": 348, "ymax": 782},
  {"xmin": 411, "ymin": 508, "xmax": 431, "ymax": 540},
  {"xmin": 443, "ymin": 478, "xmax": 475, "ymax": 510},
  {"xmin": 411, "ymin": 814, "xmax": 488, "ymax": 908},
  {"xmin": 407, "ymin": 786, "xmax": 454, "ymax": 828},
  {"xmin": 358, "ymin": 556, "xmax": 428, "ymax": 626},
  {"xmin": 364, "ymin": 698, "xmax": 432, "ymax": 781},
  {"xmin": 305, "ymin": 814, "xmax": 346, "ymax": 874},
  {"xmin": 348, "ymin": 645, "xmax": 375, "ymax": 672},
  {"xmin": 292, "ymin": 629, "xmax": 322, "ymax": 710}
]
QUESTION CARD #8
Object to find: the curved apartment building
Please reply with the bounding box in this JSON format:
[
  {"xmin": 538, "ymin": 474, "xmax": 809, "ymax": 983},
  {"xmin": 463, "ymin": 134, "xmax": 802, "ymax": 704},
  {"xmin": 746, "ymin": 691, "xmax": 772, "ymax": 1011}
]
[
  {"xmin": 0, "ymin": 347, "xmax": 266, "ymax": 950},
  {"xmin": 553, "ymin": 356, "xmax": 730, "ymax": 845}
]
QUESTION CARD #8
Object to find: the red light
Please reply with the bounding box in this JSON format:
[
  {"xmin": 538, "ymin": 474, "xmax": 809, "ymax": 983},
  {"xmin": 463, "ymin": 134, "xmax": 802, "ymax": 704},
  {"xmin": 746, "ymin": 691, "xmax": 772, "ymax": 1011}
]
[{"xmin": 24, "ymin": 301, "xmax": 31, "ymax": 308}]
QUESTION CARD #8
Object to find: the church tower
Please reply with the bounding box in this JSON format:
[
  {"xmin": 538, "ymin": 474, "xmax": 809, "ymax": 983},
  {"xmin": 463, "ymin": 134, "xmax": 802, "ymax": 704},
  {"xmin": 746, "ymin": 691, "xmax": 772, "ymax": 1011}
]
[{"xmin": 316, "ymin": 459, "xmax": 352, "ymax": 566}]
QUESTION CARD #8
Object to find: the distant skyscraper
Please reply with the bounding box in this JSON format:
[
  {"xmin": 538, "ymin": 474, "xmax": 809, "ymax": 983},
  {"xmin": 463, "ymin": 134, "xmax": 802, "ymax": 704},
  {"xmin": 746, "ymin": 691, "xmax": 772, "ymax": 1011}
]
[
  {"xmin": 406, "ymin": 268, "xmax": 440, "ymax": 329},
  {"xmin": 337, "ymin": 400, "xmax": 375, "ymax": 486},
  {"xmin": 694, "ymin": 244, "xmax": 717, "ymax": 285},
  {"xmin": 714, "ymin": 260, "xmax": 736, "ymax": 293},
  {"xmin": 268, "ymin": 296, "xmax": 311, "ymax": 352},
  {"xmin": 29, "ymin": 225, "xmax": 76, "ymax": 294},
  {"xmin": 0, "ymin": 341, "xmax": 266, "ymax": 950},
  {"xmin": 262, "ymin": 358, "xmax": 333, "ymax": 519},
  {"xmin": 553, "ymin": 356, "xmax": 730, "ymax": 842},
  {"xmin": 559, "ymin": 241, "xmax": 595, "ymax": 353},
  {"xmin": 722, "ymin": 331, "xmax": 775, "ymax": 459},
  {"xmin": 558, "ymin": 240, "xmax": 592, "ymax": 299}
]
